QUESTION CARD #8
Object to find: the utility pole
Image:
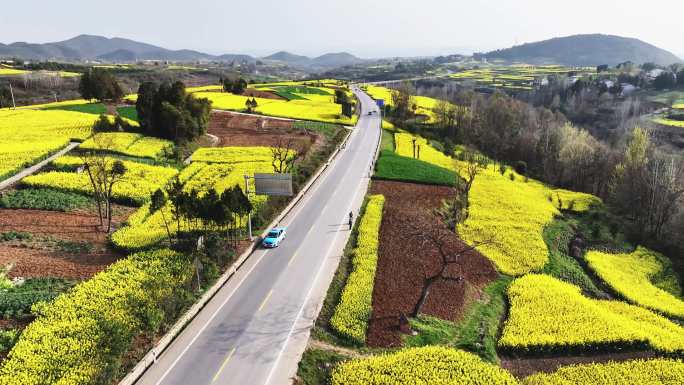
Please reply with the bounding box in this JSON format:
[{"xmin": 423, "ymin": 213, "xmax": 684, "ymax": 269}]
[
  {"xmin": 244, "ymin": 174, "xmax": 253, "ymax": 240},
  {"xmin": 9, "ymin": 83, "xmax": 16, "ymax": 109}
]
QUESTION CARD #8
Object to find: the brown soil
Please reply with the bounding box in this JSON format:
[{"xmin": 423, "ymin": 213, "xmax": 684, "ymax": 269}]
[
  {"xmin": 366, "ymin": 180, "xmax": 499, "ymax": 347},
  {"xmin": 501, "ymin": 351, "xmax": 658, "ymax": 378},
  {"xmin": 207, "ymin": 110, "xmax": 320, "ymax": 150},
  {"xmin": 0, "ymin": 318, "xmax": 31, "ymax": 330},
  {"xmin": 0, "ymin": 208, "xmax": 133, "ymax": 279},
  {"xmin": 0, "ymin": 245, "xmax": 119, "ymax": 280},
  {"xmin": 242, "ymin": 89, "xmax": 285, "ymax": 100},
  {"xmin": 0, "ymin": 208, "xmax": 132, "ymax": 244}
]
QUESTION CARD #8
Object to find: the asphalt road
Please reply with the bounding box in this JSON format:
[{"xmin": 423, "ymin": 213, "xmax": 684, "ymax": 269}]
[{"xmin": 135, "ymin": 88, "xmax": 381, "ymax": 385}]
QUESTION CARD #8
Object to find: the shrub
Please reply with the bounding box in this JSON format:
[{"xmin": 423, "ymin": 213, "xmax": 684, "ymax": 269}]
[
  {"xmin": 330, "ymin": 195, "xmax": 385, "ymax": 345},
  {"xmin": 0, "ymin": 330, "xmax": 19, "ymax": 355},
  {"xmin": 0, "ymin": 231, "xmax": 32, "ymax": 242},
  {"xmin": 515, "ymin": 160, "xmax": 527, "ymax": 175}
]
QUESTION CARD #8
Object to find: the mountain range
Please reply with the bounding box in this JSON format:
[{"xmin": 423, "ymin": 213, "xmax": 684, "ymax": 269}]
[
  {"xmin": 478, "ymin": 34, "xmax": 682, "ymax": 66},
  {"xmin": 2, "ymin": 33, "xmax": 680, "ymax": 70},
  {"xmin": 0, "ymin": 35, "xmax": 364, "ymax": 69}
]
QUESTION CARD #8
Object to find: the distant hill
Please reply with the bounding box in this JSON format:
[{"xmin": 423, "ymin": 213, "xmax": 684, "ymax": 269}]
[
  {"xmin": 263, "ymin": 51, "xmax": 365, "ymax": 69},
  {"xmin": 0, "ymin": 35, "xmax": 250, "ymax": 63},
  {"xmin": 264, "ymin": 51, "xmax": 312, "ymax": 65},
  {"xmin": 478, "ymin": 34, "xmax": 682, "ymax": 66},
  {"xmin": 313, "ymin": 52, "xmax": 365, "ymax": 67},
  {"xmin": 0, "ymin": 35, "xmax": 362, "ymax": 70}
]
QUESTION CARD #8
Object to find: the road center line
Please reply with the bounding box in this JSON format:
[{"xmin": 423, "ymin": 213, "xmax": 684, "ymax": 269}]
[
  {"xmin": 263, "ymin": 120, "xmax": 375, "ymax": 385},
  {"xmin": 211, "ymin": 347, "xmax": 236, "ymax": 383},
  {"xmin": 257, "ymin": 290, "xmax": 274, "ymax": 313},
  {"xmin": 288, "ymin": 225, "xmax": 318, "ymax": 266},
  {"xmin": 147, "ymin": 93, "xmax": 370, "ymax": 385},
  {"xmin": 152, "ymin": 250, "xmax": 269, "ymax": 385}
]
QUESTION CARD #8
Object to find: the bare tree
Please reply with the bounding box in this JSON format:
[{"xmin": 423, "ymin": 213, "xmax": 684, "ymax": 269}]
[
  {"xmin": 271, "ymin": 138, "xmax": 301, "ymax": 174},
  {"xmin": 437, "ymin": 151, "xmax": 488, "ymax": 230},
  {"xmin": 397, "ymin": 216, "xmax": 492, "ymax": 317},
  {"xmin": 79, "ymin": 135, "xmax": 127, "ymax": 232}
]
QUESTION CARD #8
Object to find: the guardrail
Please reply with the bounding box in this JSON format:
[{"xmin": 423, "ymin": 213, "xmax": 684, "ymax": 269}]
[{"xmin": 118, "ymin": 125, "xmax": 354, "ymax": 385}]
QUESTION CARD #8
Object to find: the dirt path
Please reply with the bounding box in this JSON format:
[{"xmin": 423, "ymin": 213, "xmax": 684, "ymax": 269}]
[
  {"xmin": 0, "ymin": 142, "xmax": 80, "ymax": 191},
  {"xmin": 307, "ymin": 339, "xmax": 364, "ymax": 359}
]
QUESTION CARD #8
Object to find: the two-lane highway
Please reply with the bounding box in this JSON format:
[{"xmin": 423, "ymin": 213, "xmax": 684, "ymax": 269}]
[{"xmin": 135, "ymin": 88, "xmax": 381, "ymax": 385}]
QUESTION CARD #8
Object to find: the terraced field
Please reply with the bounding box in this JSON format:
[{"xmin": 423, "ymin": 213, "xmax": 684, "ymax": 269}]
[
  {"xmin": 449, "ymin": 65, "xmax": 597, "ymax": 91},
  {"xmin": 307, "ymin": 122, "xmax": 684, "ymax": 385}
]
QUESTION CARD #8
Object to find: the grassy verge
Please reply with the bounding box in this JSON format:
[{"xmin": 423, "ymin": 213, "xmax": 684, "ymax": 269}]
[
  {"xmin": 452, "ymin": 277, "xmax": 511, "ymax": 363},
  {"xmin": 295, "ymin": 348, "xmax": 349, "ymax": 385},
  {"xmin": 380, "ymin": 129, "xmax": 394, "ymax": 151},
  {"xmin": 404, "ymin": 276, "xmax": 511, "ymax": 363},
  {"xmin": 405, "ymin": 316, "xmax": 458, "ymax": 347},
  {"xmin": 374, "ymin": 150, "xmax": 455, "ymax": 186},
  {"xmin": 541, "ymin": 218, "xmax": 604, "ymax": 297}
]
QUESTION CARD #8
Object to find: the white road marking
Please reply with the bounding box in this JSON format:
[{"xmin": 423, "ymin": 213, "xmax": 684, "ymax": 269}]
[
  {"xmin": 152, "ymin": 250, "xmax": 269, "ymax": 385},
  {"xmin": 151, "ymin": 120, "xmax": 361, "ymax": 385},
  {"xmin": 263, "ymin": 134, "xmax": 373, "ymax": 385}
]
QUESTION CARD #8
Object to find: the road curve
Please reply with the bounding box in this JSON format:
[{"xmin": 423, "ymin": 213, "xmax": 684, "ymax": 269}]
[{"xmin": 134, "ymin": 88, "xmax": 381, "ymax": 385}]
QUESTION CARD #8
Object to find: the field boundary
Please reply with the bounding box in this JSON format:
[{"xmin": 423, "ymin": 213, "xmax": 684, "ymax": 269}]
[
  {"xmin": 118, "ymin": 126, "xmax": 353, "ymax": 385},
  {"xmin": 0, "ymin": 142, "xmax": 80, "ymax": 191}
]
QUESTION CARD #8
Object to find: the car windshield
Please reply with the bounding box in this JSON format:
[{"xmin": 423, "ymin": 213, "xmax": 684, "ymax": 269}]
[{"xmin": 267, "ymin": 231, "xmax": 279, "ymax": 238}]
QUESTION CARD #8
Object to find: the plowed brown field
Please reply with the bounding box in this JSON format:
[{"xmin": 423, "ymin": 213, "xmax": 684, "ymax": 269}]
[
  {"xmin": 367, "ymin": 180, "xmax": 498, "ymax": 347},
  {"xmin": 0, "ymin": 208, "xmax": 132, "ymax": 279},
  {"xmin": 207, "ymin": 111, "xmax": 317, "ymax": 148}
]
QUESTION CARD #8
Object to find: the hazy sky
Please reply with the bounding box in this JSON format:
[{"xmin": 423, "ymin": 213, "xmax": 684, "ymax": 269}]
[{"xmin": 1, "ymin": 0, "xmax": 682, "ymax": 58}]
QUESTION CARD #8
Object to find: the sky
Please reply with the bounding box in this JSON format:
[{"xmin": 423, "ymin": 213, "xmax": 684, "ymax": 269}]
[{"xmin": 1, "ymin": 0, "xmax": 682, "ymax": 59}]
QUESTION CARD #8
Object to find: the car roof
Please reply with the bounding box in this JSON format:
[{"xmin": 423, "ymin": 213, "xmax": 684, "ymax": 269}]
[{"xmin": 271, "ymin": 227, "xmax": 286, "ymax": 231}]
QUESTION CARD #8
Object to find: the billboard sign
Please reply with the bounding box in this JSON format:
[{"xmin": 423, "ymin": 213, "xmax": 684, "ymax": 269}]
[{"xmin": 254, "ymin": 173, "xmax": 293, "ymax": 196}]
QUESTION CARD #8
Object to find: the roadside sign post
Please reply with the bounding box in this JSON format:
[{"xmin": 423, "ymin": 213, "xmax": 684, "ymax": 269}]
[
  {"xmin": 244, "ymin": 175, "xmax": 253, "ymax": 241},
  {"xmin": 244, "ymin": 173, "xmax": 294, "ymax": 241}
]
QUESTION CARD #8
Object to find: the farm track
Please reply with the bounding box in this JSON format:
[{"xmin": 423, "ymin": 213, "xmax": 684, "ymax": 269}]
[
  {"xmin": 0, "ymin": 142, "xmax": 80, "ymax": 191},
  {"xmin": 367, "ymin": 180, "xmax": 498, "ymax": 347}
]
